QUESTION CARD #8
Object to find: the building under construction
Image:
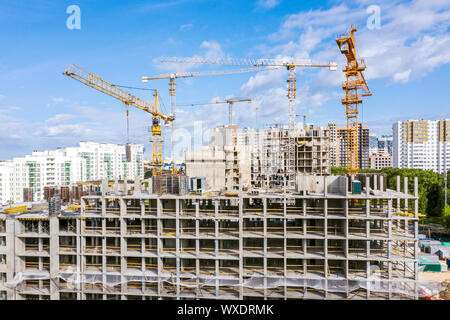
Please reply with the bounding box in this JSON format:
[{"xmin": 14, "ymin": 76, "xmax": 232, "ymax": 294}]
[{"xmin": 0, "ymin": 173, "xmax": 441, "ymax": 300}]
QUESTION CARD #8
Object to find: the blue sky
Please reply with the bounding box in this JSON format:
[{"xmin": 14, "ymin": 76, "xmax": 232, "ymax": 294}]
[{"xmin": 0, "ymin": 0, "xmax": 449, "ymax": 160}]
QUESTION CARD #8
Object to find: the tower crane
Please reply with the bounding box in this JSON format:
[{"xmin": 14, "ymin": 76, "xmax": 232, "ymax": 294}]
[
  {"xmin": 336, "ymin": 25, "xmax": 371, "ymax": 174},
  {"xmin": 178, "ymin": 98, "xmax": 252, "ymax": 125},
  {"xmin": 142, "ymin": 67, "xmax": 278, "ymax": 173},
  {"xmin": 62, "ymin": 64, "xmax": 174, "ymax": 176},
  {"xmin": 160, "ymin": 57, "xmax": 338, "ymax": 129}
]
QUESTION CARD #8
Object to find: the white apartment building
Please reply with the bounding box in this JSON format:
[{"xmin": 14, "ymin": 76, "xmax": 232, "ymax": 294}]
[
  {"xmin": 393, "ymin": 119, "xmax": 450, "ymax": 173},
  {"xmin": 0, "ymin": 142, "xmax": 144, "ymax": 205},
  {"xmin": 0, "ymin": 161, "xmax": 14, "ymax": 205},
  {"xmin": 65, "ymin": 142, "xmax": 144, "ymax": 181}
]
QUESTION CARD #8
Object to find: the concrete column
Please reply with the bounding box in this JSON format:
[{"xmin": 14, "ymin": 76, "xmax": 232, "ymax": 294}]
[
  {"xmin": 175, "ymin": 199, "xmax": 180, "ymax": 298},
  {"xmin": 366, "ymin": 198, "xmax": 370, "ymax": 218},
  {"xmin": 238, "ymin": 195, "xmax": 243, "ymax": 299},
  {"xmin": 365, "ymin": 176, "xmax": 370, "ymax": 196},
  {"xmin": 49, "ymin": 216, "xmax": 59, "ymax": 299},
  {"xmin": 140, "ymin": 199, "xmax": 145, "ymax": 218},
  {"xmin": 404, "ymin": 176, "xmax": 409, "ymax": 214},
  {"xmin": 102, "ymin": 197, "xmax": 106, "ymax": 216},
  {"xmin": 414, "ymin": 177, "xmax": 419, "ymax": 218},
  {"xmin": 366, "ymin": 239, "xmax": 370, "ymax": 258},
  {"xmin": 156, "ymin": 201, "xmax": 162, "ymax": 298},
  {"xmin": 404, "ymin": 176, "xmax": 408, "ymax": 195},
  {"xmin": 345, "ymin": 176, "xmax": 350, "ymax": 196},
  {"xmin": 120, "ymin": 198, "xmax": 126, "ymax": 217}
]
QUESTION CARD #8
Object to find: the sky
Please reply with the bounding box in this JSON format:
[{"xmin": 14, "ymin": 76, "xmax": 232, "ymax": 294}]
[{"xmin": 0, "ymin": 0, "xmax": 449, "ymax": 160}]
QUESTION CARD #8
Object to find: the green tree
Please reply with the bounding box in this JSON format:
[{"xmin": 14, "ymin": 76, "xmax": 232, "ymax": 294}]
[
  {"xmin": 442, "ymin": 206, "xmax": 450, "ymax": 230},
  {"xmin": 330, "ymin": 166, "xmax": 447, "ymax": 219}
]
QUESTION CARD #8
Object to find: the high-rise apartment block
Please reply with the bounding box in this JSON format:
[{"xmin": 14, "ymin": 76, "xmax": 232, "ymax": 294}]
[
  {"xmin": 328, "ymin": 123, "xmax": 370, "ymax": 169},
  {"xmin": 378, "ymin": 135, "xmax": 393, "ymax": 156},
  {"xmin": 0, "ymin": 142, "xmax": 144, "ymax": 205},
  {"xmin": 393, "ymin": 120, "xmax": 450, "ymax": 173}
]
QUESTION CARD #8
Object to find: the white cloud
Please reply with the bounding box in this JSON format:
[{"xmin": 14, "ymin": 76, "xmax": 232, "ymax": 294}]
[
  {"xmin": 51, "ymin": 97, "xmax": 65, "ymax": 103},
  {"xmin": 179, "ymin": 23, "xmax": 193, "ymax": 31},
  {"xmin": 0, "ymin": 94, "xmax": 5, "ymax": 101},
  {"xmin": 393, "ymin": 69, "xmax": 412, "ymax": 83},
  {"xmin": 156, "ymin": 40, "xmax": 228, "ymax": 73},
  {"xmin": 235, "ymin": 0, "xmax": 450, "ymax": 130},
  {"xmin": 256, "ymin": 0, "xmax": 280, "ymax": 10},
  {"xmin": 200, "ymin": 40, "xmax": 225, "ymax": 60},
  {"xmin": 44, "ymin": 113, "xmax": 75, "ymax": 125}
]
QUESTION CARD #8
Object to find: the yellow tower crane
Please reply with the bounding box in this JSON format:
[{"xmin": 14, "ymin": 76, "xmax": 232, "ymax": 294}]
[
  {"xmin": 336, "ymin": 25, "xmax": 372, "ymax": 174},
  {"xmin": 142, "ymin": 67, "xmax": 277, "ymax": 173},
  {"xmin": 160, "ymin": 57, "xmax": 337, "ymax": 129},
  {"xmin": 62, "ymin": 64, "xmax": 174, "ymax": 176}
]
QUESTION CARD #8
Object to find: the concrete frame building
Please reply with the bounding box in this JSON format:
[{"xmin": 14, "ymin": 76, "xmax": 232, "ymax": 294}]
[
  {"xmin": 0, "ymin": 174, "xmax": 423, "ymax": 300},
  {"xmin": 393, "ymin": 120, "xmax": 450, "ymax": 174},
  {"xmin": 185, "ymin": 145, "xmax": 252, "ymax": 192},
  {"xmin": 251, "ymin": 124, "xmax": 330, "ymax": 190}
]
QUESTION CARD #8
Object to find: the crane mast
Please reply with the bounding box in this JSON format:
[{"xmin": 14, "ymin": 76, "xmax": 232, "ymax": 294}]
[
  {"xmin": 63, "ymin": 64, "xmax": 174, "ymax": 177},
  {"xmin": 336, "ymin": 25, "xmax": 371, "ymax": 174}
]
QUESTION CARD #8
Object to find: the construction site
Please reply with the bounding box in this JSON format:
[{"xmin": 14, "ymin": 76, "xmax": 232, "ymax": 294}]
[
  {"xmin": 0, "ymin": 25, "xmax": 447, "ymax": 300},
  {"xmin": 0, "ymin": 173, "xmax": 439, "ymax": 300}
]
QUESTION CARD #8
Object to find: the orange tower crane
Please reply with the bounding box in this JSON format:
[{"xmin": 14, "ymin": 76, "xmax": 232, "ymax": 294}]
[
  {"xmin": 336, "ymin": 25, "xmax": 371, "ymax": 174},
  {"xmin": 63, "ymin": 64, "xmax": 174, "ymax": 176}
]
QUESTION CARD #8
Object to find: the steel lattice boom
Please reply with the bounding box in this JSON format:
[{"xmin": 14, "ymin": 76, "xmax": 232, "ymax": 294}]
[{"xmin": 63, "ymin": 64, "xmax": 173, "ymax": 176}]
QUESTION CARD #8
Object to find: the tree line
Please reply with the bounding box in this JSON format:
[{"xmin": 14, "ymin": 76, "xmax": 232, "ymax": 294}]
[{"xmin": 331, "ymin": 167, "xmax": 449, "ymax": 219}]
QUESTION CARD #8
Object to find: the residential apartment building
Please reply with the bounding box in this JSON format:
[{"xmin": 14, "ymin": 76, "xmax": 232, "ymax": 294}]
[
  {"xmin": 369, "ymin": 133, "xmax": 378, "ymax": 155},
  {"xmin": 393, "ymin": 120, "xmax": 450, "ymax": 173},
  {"xmin": 328, "ymin": 123, "xmax": 370, "ymax": 169},
  {"xmin": 378, "ymin": 135, "xmax": 393, "ymax": 156},
  {"xmin": 0, "ymin": 142, "xmax": 144, "ymax": 205},
  {"xmin": 369, "ymin": 152, "xmax": 392, "ymax": 170}
]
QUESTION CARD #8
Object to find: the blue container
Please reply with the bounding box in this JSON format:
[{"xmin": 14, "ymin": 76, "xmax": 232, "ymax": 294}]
[{"xmin": 447, "ymin": 258, "xmax": 450, "ymax": 268}]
